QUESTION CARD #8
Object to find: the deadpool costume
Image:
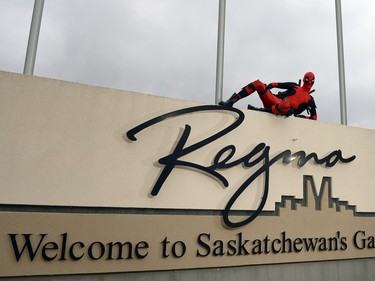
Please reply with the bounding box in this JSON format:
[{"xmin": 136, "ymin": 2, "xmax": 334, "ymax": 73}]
[{"xmin": 219, "ymin": 72, "xmax": 317, "ymax": 120}]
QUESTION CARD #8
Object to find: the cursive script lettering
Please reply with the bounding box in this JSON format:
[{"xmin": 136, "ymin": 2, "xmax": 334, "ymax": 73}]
[{"xmin": 126, "ymin": 105, "xmax": 356, "ymax": 228}]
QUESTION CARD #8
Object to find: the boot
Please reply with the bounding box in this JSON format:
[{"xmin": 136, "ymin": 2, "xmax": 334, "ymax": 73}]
[
  {"xmin": 219, "ymin": 93, "xmax": 240, "ymax": 107},
  {"xmin": 219, "ymin": 83, "xmax": 255, "ymax": 107}
]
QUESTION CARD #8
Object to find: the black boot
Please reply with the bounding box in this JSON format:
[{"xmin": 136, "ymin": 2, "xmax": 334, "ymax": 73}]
[{"xmin": 219, "ymin": 93, "xmax": 240, "ymax": 107}]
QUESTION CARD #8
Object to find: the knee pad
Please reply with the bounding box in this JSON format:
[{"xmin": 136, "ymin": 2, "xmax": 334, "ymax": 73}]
[
  {"xmin": 252, "ymin": 80, "xmax": 267, "ymax": 93},
  {"xmin": 271, "ymin": 100, "xmax": 291, "ymax": 115}
]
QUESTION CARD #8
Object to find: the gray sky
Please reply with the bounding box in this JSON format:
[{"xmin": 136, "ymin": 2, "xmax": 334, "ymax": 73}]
[{"xmin": 1, "ymin": 0, "xmax": 375, "ymax": 129}]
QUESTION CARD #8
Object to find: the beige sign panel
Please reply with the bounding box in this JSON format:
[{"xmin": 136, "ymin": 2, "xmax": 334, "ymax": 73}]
[
  {"xmin": 0, "ymin": 71, "xmax": 373, "ymax": 213},
  {"xmin": 0, "ymin": 71, "xmax": 374, "ymax": 276},
  {"xmin": 1, "ymin": 177, "xmax": 375, "ymax": 277}
]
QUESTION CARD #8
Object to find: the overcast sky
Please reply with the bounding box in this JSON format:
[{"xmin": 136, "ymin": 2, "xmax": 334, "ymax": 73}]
[{"xmin": 1, "ymin": 0, "xmax": 375, "ymax": 129}]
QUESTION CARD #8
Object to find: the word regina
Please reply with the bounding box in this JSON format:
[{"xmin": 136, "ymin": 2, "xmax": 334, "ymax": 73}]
[{"xmin": 126, "ymin": 105, "xmax": 356, "ymax": 228}]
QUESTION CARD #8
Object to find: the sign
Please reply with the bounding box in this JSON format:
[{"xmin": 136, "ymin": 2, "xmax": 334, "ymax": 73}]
[
  {"xmin": 0, "ymin": 71, "xmax": 374, "ymax": 277},
  {"xmin": 125, "ymin": 105, "xmax": 355, "ymax": 228}
]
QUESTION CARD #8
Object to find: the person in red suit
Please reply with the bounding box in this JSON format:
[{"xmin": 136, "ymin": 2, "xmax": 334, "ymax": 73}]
[{"xmin": 219, "ymin": 72, "xmax": 317, "ymax": 120}]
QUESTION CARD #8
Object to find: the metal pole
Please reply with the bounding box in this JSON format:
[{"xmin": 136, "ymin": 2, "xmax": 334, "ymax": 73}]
[
  {"xmin": 215, "ymin": 0, "xmax": 226, "ymax": 104},
  {"xmin": 24, "ymin": 0, "xmax": 45, "ymax": 75},
  {"xmin": 335, "ymin": 0, "xmax": 348, "ymax": 125}
]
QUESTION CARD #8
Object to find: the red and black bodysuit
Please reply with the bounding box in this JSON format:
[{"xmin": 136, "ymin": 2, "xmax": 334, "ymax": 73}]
[{"xmin": 219, "ymin": 72, "xmax": 317, "ymax": 120}]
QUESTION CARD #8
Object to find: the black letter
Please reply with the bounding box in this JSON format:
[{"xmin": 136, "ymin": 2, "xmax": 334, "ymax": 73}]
[
  {"xmin": 8, "ymin": 233, "xmax": 46, "ymax": 262},
  {"xmin": 42, "ymin": 241, "xmax": 58, "ymax": 261},
  {"xmin": 135, "ymin": 241, "xmax": 149, "ymax": 259},
  {"xmin": 196, "ymin": 233, "xmax": 211, "ymax": 257},
  {"xmin": 69, "ymin": 241, "xmax": 85, "ymax": 261},
  {"xmin": 353, "ymin": 230, "xmax": 366, "ymax": 249}
]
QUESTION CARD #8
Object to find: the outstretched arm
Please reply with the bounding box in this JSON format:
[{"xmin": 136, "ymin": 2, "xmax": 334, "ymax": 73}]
[{"xmin": 267, "ymin": 82, "xmax": 297, "ymax": 90}]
